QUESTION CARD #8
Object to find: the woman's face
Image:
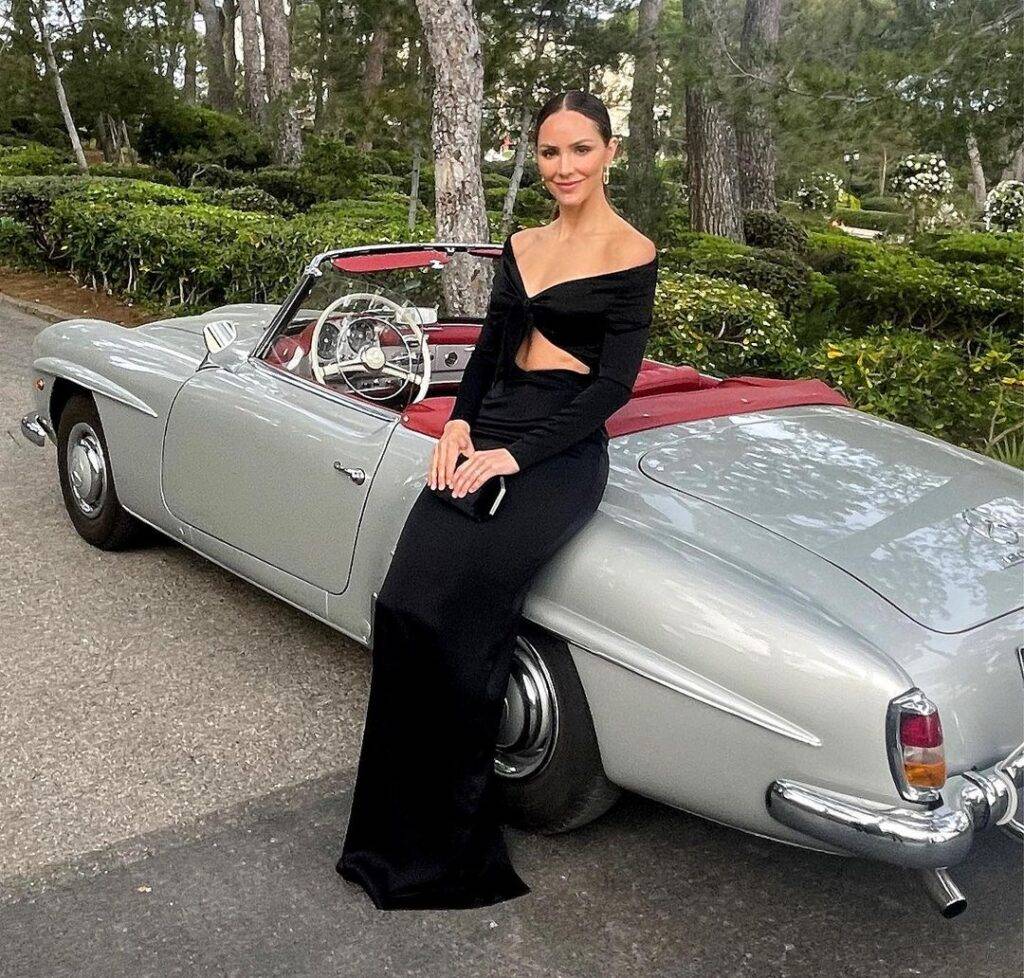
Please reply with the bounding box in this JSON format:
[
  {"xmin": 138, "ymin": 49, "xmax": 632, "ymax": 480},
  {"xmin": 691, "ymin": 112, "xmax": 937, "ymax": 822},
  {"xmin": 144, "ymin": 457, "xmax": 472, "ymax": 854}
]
[{"xmin": 535, "ymin": 109, "xmax": 617, "ymax": 209}]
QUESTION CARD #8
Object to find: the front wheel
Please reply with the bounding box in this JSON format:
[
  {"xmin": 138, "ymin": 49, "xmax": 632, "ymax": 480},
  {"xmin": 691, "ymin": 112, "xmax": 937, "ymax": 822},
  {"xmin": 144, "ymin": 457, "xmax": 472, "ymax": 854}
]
[
  {"xmin": 56, "ymin": 392, "xmax": 147, "ymax": 550},
  {"xmin": 495, "ymin": 622, "xmax": 622, "ymax": 834}
]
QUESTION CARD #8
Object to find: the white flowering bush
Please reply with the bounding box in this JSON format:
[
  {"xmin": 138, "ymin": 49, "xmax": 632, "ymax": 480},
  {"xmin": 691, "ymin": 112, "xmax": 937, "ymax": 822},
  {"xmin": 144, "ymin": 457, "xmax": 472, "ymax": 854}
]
[
  {"xmin": 796, "ymin": 170, "xmax": 844, "ymax": 211},
  {"xmin": 920, "ymin": 200, "xmax": 970, "ymax": 232},
  {"xmin": 891, "ymin": 153, "xmax": 954, "ymax": 203},
  {"xmin": 983, "ymin": 181, "xmax": 1024, "ymax": 232}
]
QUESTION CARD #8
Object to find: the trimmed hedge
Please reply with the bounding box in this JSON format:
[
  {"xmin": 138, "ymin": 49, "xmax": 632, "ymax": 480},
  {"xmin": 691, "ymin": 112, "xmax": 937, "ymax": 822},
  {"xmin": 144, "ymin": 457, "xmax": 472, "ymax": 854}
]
[{"xmin": 834, "ymin": 207, "xmax": 908, "ymax": 233}]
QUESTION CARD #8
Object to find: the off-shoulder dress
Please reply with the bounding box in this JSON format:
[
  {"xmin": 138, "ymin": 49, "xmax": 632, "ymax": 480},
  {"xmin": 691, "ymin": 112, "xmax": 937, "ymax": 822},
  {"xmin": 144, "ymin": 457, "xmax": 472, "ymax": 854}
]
[{"xmin": 337, "ymin": 232, "xmax": 658, "ymax": 910}]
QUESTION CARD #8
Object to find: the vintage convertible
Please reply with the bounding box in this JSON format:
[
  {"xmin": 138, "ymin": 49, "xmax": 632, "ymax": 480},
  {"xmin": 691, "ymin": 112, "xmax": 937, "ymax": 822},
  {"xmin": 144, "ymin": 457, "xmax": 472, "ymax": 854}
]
[{"xmin": 20, "ymin": 240, "xmax": 1024, "ymax": 917}]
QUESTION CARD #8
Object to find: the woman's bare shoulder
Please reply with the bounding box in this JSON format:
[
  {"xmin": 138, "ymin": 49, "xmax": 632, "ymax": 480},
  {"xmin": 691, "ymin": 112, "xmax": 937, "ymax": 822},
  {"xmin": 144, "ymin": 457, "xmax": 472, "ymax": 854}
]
[{"xmin": 613, "ymin": 219, "xmax": 657, "ymax": 266}]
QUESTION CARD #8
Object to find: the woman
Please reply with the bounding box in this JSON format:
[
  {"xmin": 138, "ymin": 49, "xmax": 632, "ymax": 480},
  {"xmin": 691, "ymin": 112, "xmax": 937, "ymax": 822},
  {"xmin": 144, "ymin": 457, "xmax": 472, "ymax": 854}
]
[{"xmin": 337, "ymin": 89, "xmax": 658, "ymax": 911}]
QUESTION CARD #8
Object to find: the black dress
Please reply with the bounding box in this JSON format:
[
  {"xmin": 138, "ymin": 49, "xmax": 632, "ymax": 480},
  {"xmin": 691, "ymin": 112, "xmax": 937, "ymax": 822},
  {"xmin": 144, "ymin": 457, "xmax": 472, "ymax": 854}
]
[{"xmin": 337, "ymin": 232, "xmax": 658, "ymax": 910}]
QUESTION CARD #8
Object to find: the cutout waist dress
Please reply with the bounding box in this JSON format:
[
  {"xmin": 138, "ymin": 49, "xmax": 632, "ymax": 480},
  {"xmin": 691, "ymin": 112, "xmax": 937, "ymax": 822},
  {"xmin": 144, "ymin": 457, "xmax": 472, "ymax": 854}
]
[{"xmin": 448, "ymin": 233, "xmax": 659, "ymax": 472}]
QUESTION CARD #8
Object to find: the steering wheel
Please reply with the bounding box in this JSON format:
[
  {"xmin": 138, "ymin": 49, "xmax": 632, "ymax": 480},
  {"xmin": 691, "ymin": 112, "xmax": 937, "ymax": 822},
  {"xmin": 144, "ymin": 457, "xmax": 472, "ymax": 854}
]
[{"xmin": 310, "ymin": 292, "xmax": 432, "ymax": 404}]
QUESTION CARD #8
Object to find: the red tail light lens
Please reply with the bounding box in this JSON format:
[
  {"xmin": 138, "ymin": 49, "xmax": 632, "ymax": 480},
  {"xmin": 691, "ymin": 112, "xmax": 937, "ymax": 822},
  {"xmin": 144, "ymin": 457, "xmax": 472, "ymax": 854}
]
[{"xmin": 887, "ymin": 689, "xmax": 947, "ymax": 799}]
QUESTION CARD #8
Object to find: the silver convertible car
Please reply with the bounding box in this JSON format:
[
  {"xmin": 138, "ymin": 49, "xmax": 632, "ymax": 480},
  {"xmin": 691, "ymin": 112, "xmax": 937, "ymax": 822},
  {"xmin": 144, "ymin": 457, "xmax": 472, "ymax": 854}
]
[{"xmin": 20, "ymin": 240, "xmax": 1024, "ymax": 917}]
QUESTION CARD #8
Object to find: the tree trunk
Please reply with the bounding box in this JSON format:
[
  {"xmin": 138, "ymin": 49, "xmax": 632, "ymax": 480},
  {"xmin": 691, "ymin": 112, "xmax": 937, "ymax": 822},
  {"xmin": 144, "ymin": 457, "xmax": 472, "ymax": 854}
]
[
  {"xmin": 237, "ymin": 0, "xmax": 267, "ymax": 126},
  {"xmin": 414, "ymin": 0, "xmax": 489, "ymax": 313},
  {"xmin": 183, "ymin": 9, "xmax": 198, "ymax": 102},
  {"xmin": 624, "ymin": 0, "xmax": 664, "ymax": 238},
  {"xmin": 223, "ymin": 0, "xmax": 237, "ymax": 91},
  {"xmin": 878, "ymin": 146, "xmax": 887, "ymax": 197},
  {"xmin": 408, "ymin": 137, "xmax": 422, "ymax": 233},
  {"xmin": 1000, "ymin": 139, "xmax": 1024, "ymax": 183},
  {"xmin": 501, "ymin": 101, "xmax": 532, "ymax": 237},
  {"xmin": 683, "ymin": 0, "xmax": 744, "ymax": 240},
  {"xmin": 196, "ymin": 0, "xmax": 235, "ymax": 112},
  {"xmin": 357, "ymin": 19, "xmax": 391, "ymax": 152},
  {"xmin": 965, "ymin": 129, "xmax": 987, "ymax": 209},
  {"xmin": 736, "ymin": 0, "xmax": 781, "ymax": 212},
  {"xmin": 261, "ymin": 0, "xmax": 302, "ymax": 164},
  {"xmin": 32, "ymin": 2, "xmax": 88, "ymax": 172},
  {"xmin": 313, "ymin": 0, "xmax": 329, "ymax": 131}
]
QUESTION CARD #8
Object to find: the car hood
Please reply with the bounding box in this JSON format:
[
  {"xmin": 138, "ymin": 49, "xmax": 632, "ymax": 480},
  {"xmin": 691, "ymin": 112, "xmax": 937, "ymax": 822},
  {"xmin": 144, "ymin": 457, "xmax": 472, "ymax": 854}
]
[{"xmin": 638, "ymin": 407, "xmax": 1024, "ymax": 633}]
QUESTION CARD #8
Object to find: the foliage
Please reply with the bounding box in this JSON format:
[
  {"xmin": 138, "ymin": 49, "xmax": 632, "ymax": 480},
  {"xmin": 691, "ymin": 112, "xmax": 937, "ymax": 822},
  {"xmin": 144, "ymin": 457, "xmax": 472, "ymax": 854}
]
[
  {"xmin": 796, "ymin": 170, "xmax": 843, "ymax": 211},
  {"xmin": 137, "ymin": 103, "xmax": 272, "ymax": 175},
  {"xmin": 983, "ymin": 180, "xmax": 1024, "ymax": 232},
  {"xmin": 912, "ymin": 230, "xmax": 1024, "ymax": 268},
  {"xmin": 742, "ymin": 210, "xmax": 808, "ymax": 252},
  {"xmin": 0, "ymin": 142, "xmax": 70, "ymax": 176},
  {"xmin": 833, "ymin": 207, "xmax": 907, "ymax": 233},
  {"xmin": 806, "ymin": 325, "xmax": 1023, "ymax": 455},
  {"xmin": 649, "ymin": 271, "xmax": 799, "ymax": 375},
  {"xmin": 859, "ymin": 196, "xmax": 904, "ymax": 213}
]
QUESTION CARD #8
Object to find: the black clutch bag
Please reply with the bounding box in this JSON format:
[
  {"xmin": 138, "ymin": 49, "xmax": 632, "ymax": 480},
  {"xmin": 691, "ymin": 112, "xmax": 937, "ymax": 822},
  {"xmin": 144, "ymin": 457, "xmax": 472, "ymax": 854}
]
[{"xmin": 432, "ymin": 453, "xmax": 507, "ymax": 521}]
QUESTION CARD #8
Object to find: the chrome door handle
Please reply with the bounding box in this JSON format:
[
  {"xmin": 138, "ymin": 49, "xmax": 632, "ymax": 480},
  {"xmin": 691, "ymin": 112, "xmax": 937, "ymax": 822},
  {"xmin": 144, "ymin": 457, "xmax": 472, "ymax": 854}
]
[{"xmin": 334, "ymin": 462, "xmax": 366, "ymax": 484}]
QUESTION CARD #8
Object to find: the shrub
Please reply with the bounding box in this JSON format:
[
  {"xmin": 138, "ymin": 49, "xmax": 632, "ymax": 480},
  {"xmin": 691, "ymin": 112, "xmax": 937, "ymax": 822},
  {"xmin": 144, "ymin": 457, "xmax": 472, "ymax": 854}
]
[
  {"xmin": 138, "ymin": 103, "xmax": 272, "ymax": 173},
  {"xmin": 796, "ymin": 170, "xmax": 843, "ymax": 211},
  {"xmin": 743, "ymin": 209, "xmax": 808, "ymax": 252},
  {"xmin": 913, "ymin": 230, "xmax": 1024, "ymax": 268},
  {"xmin": 87, "ymin": 163, "xmax": 180, "ymax": 185},
  {"xmin": 199, "ymin": 185, "xmax": 294, "ymax": 216},
  {"xmin": 649, "ymin": 271, "xmax": 799, "ymax": 375},
  {"xmin": 250, "ymin": 168, "xmax": 320, "ymax": 210},
  {"xmin": 0, "ymin": 142, "xmax": 70, "ymax": 176},
  {"xmin": 0, "ymin": 216, "xmax": 40, "ymax": 265},
  {"xmin": 860, "ymin": 196, "xmax": 904, "ymax": 213},
  {"xmin": 983, "ymin": 180, "xmax": 1024, "ymax": 232},
  {"xmin": 806, "ymin": 324, "xmax": 1023, "ymax": 455},
  {"xmin": 834, "ymin": 207, "xmax": 908, "ymax": 234},
  {"xmin": 803, "ymin": 230, "xmax": 880, "ymax": 273}
]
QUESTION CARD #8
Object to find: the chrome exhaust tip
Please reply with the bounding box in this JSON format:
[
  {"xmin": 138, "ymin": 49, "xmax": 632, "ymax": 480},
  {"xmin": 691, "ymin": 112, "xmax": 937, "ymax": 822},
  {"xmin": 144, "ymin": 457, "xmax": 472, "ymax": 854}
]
[{"xmin": 917, "ymin": 867, "xmax": 967, "ymax": 918}]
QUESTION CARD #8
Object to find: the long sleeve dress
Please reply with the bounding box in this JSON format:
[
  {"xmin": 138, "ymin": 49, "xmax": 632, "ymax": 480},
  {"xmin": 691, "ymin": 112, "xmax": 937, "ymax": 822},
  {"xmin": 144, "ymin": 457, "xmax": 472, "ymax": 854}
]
[{"xmin": 337, "ymin": 233, "xmax": 658, "ymax": 911}]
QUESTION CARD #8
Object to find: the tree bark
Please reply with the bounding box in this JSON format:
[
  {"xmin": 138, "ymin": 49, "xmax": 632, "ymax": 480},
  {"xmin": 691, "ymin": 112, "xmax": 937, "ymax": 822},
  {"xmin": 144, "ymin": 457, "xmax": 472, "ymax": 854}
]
[
  {"xmin": 237, "ymin": 0, "xmax": 267, "ymax": 126},
  {"xmin": 183, "ymin": 8, "xmax": 198, "ymax": 102},
  {"xmin": 414, "ymin": 0, "xmax": 489, "ymax": 313},
  {"xmin": 32, "ymin": 2, "xmax": 88, "ymax": 172},
  {"xmin": 624, "ymin": 0, "xmax": 665, "ymax": 238},
  {"xmin": 1000, "ymin": 139, "xmax": 1024, "ymax": 183},
  {"xmin": 261, "ymin": 0, "xmax": 303, "ymax": 164},
  {"xmin": 736, "ymin": 0, "xmax": 781, "ymax": 212},
  {"xmin": 357, "ymin": 18, "xmax": 391, "ymax": 152},
  {"xmin": 196, "ymin": 0, "xmax": 235, "ymax": 112},
  {"xmin": 965, "ymin": 128, "xmax": 987, "ymax": 209},
  {"xmin": 313, "ymin": 0, "xmax": 330, "ymax": 131},
  {"xmin": 683, "ymin": 0, "xmax": 744, "ymax": 240},
  {"xmin": 222, "ymin": 0, "xmax": 237, "ymax": 91},
  {"xmin": 501, "ymin": 101, "xmax": 532, "ymax": 237}
]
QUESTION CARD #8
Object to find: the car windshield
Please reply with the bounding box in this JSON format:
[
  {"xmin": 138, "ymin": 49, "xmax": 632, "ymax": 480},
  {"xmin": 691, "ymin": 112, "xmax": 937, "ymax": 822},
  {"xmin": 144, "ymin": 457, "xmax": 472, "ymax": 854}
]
[{"xmin": 262, "ymin": 245, "xmax": 500, "ymax": 403}]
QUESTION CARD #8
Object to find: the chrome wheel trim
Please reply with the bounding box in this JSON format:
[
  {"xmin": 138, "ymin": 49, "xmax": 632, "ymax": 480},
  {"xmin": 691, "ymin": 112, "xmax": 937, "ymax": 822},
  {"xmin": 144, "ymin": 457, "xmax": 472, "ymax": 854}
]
[
  {"xmin": 66, "ymin": 421, "xmax": 108, "ymax": 519},
  {"xmin": 494, "ymin": 635, "xmax": 559, "ymax": 779}
]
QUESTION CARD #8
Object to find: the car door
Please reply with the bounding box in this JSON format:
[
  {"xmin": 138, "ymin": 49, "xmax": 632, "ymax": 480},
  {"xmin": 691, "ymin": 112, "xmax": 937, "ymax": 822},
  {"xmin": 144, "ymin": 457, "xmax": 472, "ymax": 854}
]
[{"xmin": 162, "ymin": 357, "xmax": 397, "ymax": 594}]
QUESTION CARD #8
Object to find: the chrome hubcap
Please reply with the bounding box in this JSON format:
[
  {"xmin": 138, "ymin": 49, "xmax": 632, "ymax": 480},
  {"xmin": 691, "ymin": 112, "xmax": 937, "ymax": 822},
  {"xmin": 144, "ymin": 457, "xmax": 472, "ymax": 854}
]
[
  {"xmin": 66, "ymin": 422, "xmax": 107, "ymax": 518},
  {"xmin": 494, "ymin": 637, "xmax": 558, "ymax": 779}
]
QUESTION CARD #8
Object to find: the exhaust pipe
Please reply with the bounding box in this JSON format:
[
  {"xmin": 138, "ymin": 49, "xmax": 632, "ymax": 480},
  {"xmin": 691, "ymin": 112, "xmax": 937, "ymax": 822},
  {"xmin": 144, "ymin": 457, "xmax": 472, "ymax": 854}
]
[{"xmin": 917, "ymin": 867, "xmax": 967, "ymax": 917}]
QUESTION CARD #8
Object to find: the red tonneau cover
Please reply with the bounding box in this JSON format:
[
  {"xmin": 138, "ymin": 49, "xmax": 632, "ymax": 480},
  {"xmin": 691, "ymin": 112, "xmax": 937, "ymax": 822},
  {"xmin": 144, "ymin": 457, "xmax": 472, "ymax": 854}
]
[{"xmin": 400, "ymin": 359, "xmax": 851, "ymax": 440}]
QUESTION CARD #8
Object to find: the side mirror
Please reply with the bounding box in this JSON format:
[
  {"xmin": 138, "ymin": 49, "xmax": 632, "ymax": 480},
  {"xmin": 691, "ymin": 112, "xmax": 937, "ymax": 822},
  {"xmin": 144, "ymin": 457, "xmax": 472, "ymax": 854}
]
[{"xmin": 203, "ymin": 319, "xmax": 237, "ymax": 356}]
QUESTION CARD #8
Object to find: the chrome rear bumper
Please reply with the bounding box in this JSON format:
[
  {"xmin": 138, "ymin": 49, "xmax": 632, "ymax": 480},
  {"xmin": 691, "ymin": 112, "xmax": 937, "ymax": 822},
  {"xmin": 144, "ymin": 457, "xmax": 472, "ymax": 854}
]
[
  {"xmin": 767, "ymin": 742, "xmax": 1023, "ymax": 869},
  {"xmin": 20, "ymin": 411, "xmax": 53, "ymax": 447}
]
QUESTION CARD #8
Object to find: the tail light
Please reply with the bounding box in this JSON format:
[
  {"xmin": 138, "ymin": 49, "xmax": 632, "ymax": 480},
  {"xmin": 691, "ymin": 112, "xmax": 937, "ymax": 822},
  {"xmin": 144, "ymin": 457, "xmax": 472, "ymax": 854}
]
[{"xmin": 887, "ymin": 689, "xmax": 946, "ymax": 803}]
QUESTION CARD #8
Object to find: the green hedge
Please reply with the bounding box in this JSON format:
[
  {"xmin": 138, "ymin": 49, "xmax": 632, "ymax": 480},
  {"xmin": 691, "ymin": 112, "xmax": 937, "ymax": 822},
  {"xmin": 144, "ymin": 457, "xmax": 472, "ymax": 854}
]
[
  {"xmin": 912, "ymin": 230, "xmax": 1024, "ymax": 268},
  {"xmin": 834, "ymin": 207, "xmax": 908, "ymax": 233}
]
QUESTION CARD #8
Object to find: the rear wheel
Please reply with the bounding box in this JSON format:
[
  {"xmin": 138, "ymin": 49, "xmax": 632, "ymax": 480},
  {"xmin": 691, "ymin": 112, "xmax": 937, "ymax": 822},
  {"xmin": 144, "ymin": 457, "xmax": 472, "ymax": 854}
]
[
  {"xmin": 56, "ymin": 392, "xmax": 147, "ymax": 550},
  {"xmin": 495, "ymin": 623, "xmax": 622, "ymax": 834}
]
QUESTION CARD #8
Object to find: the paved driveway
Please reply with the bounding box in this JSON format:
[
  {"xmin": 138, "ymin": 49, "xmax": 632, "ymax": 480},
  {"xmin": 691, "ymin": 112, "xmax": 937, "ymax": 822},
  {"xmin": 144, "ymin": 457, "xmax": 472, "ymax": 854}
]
[{"xmin": 1, "ymin": 298, "xmax": 1021, "ymax": 977}]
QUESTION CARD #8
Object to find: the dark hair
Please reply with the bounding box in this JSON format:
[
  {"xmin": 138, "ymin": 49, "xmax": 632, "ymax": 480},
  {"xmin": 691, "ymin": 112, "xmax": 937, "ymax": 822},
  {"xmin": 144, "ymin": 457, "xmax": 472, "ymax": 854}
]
[{"xmin": 530, "ymin": 89, "xmax": 616, "ymax": 220}]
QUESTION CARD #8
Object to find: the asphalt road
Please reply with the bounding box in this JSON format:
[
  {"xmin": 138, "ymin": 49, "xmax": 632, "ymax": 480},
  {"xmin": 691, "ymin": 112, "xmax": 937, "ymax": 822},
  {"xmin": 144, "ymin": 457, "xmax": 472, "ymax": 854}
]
[{"xmin": 1, "ymin": 298, "xmax": 1021, "ymax": 977}]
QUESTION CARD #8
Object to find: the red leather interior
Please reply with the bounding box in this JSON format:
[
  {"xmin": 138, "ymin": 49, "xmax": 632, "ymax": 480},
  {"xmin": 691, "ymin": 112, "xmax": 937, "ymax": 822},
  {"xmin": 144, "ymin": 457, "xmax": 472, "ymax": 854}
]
[{"xmin": 265, "ymin": 320, "xmax": 852, "ymax": 439}]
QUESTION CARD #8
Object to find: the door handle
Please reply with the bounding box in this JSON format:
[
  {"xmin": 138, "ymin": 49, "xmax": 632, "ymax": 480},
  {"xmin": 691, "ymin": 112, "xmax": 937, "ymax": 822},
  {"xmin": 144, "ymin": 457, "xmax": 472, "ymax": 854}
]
[{"xmin": 334, "ymin": 461, "xmax": 366, "ymax": 484}]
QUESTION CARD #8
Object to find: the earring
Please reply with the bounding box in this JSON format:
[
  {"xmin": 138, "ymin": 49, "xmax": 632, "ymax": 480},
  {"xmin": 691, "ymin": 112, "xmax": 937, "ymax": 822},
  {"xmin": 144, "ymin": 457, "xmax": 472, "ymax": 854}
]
[{"xmin": 603, "ymin": 166, "xmax": 610, "ymax": 185}]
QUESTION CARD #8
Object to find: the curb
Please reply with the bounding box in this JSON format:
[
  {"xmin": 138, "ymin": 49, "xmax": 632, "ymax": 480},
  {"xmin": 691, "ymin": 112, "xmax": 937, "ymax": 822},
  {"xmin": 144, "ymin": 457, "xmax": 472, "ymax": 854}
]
[{"xmin": 0, "ymin": 290, "xmax": 81, "ymax": 325}]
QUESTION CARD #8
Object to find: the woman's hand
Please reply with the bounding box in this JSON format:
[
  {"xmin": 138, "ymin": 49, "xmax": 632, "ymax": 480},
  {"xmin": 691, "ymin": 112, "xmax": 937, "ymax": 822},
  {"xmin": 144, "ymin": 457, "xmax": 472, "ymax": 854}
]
[
  {"xmin": 449, "ymin": 447, "xmax": 520, "ymax": 497},
  {"xmin": 430, "ymin": 419, "xmax": 474, "ymax": 490}
]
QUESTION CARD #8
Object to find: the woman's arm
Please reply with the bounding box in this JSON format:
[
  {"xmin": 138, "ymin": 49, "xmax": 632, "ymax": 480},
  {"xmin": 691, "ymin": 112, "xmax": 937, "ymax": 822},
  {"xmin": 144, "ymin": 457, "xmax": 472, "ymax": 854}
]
[
  {"xmin": 504, "ymin": 263, "xmax": 658, "ymax": 472},
  {"xmin": 448, "ymin": 241, "xmax": 514, "ymax": 428}
]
